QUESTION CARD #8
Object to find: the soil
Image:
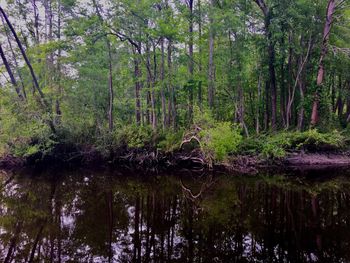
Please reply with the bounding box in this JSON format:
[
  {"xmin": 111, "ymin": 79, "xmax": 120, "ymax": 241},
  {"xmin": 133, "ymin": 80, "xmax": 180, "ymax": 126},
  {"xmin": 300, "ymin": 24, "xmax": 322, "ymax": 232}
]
[{"xmin": 285, "ymin": 153, "xmax": 350, "ymax": 166}]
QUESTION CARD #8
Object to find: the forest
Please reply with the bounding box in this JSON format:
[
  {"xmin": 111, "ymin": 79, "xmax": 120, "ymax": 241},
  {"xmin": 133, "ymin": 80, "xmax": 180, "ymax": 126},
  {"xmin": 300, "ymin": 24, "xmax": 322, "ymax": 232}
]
[{"xmin": 0, "ymin": 0, "xmax": 349, "ymax": 166}]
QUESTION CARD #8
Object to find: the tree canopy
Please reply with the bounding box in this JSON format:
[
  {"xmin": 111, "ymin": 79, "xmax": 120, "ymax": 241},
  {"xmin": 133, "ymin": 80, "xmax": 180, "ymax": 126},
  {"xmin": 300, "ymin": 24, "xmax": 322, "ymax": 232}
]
[{"xmin": 0, "ymin": 0, "xmax": 349, "ymax": 158}]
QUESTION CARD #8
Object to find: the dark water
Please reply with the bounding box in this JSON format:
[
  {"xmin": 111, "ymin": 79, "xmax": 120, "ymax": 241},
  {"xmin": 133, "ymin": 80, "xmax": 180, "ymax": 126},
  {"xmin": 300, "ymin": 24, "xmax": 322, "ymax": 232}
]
[{"xmin": 1, "ymin": 168, "xmax": 350, "ymax": 262}]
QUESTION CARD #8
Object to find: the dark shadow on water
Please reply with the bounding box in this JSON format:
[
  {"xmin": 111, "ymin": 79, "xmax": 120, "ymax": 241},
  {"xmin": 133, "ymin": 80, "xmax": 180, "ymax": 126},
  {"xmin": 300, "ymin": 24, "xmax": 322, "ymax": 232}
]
[{"xmin": 1, "ymin": 168, "xmax": 350, "ymax": 262}]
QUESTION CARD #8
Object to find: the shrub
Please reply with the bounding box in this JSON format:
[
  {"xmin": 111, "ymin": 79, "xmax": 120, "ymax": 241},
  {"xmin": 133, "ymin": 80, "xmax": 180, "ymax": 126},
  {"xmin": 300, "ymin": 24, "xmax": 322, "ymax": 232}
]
[
  {"xmin": 200, "ymin": 122, "xmax": 243, "ymax": 161},
  {"xmin": 261, "ymin": 141, "xmax": 287, "ymax": 159},
  {"xmin": 0, "ymin": 114, "xmax": 56, "ymax": 158},
  {"xmin": 157, "ymin": 130, "xmax": 184, "ymax": 152},
  {"xmin": 261, "ymin": 133, "xmax": 290, "ymax": 159},
  {"xmin": 114, "ymin": 124, "xmax": 154, "ymax": 148},
  {"xmin": 290, "ymin": 129, "xmax": 344, "ymax": 151},
  {"xmin": 193, "ymin": 106, "xmax": 216, "ymax": 129},
  {"xmin": 259, "ymin": 129, "xmax": 345, "ymax": 159}
]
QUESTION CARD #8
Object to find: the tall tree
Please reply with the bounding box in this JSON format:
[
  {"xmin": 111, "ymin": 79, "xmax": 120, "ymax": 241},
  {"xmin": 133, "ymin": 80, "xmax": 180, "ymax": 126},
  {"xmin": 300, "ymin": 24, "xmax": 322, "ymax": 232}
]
[
  {"xmin": 253, "ymin": 0, "xmax": 277, "ymax": 131},
  {"xmin": 310, "ymin": 0, "xmax": 337, "ymax": 126}
]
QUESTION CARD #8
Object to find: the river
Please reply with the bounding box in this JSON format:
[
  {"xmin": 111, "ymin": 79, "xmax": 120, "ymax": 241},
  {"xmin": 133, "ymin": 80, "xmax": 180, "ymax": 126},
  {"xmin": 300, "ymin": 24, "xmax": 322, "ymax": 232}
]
[{"xmin": 0, "ymin": 167, "xmax": 349, "ymax": 262}]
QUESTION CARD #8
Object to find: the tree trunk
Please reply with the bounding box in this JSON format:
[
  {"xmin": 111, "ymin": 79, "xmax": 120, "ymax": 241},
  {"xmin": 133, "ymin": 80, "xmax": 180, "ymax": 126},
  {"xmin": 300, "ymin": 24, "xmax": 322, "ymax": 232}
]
[
  {"xmin": 310, "ymin": 0, "xmax": 336, "ymax": 126},
  {"xmin": 198, "ymin": 0, "xmax": 203, "ymax": 110},
  {"xmin": 256, "ymin": 73, "xmax": 262, "ymax": 134},
  {"xmin": 267, "ymin": 23, "xmax": 277, "ymax": 131},
  {"xmin": 55, "ymin": 0, "xmax": 62, "ymax": 124},
  {"xmin": 254, "ymin": 0, "xmax": 277, "ymax": 130},
  {"xmin": 208, "ymin": 0, "xmax": 215, "ymax": 109},
  {"xmin": 0, "ymin": 43, "xmax": 24, "ymax": 100},
  {"xmin": 1, "ymin": 14, "xmax": 27, "ymax": 99},
  {"xmin": 107, "ymin": 41, "xmax": 114, "ymax": 131},
  {"xmin": 0, "ymin": 7, "xmax": 47, "ymax": 106},
  {"xmin": 145, "ymin": 41, "xmax": 157, "ymax": 129},
  {"xmin": 31, "ymin": 0, "xmax": 40, "ymax": 43},
  {"xmin": 264, "ymin": 81, "xmax": 270, "ymax": 130},
  {"xmin": 0, "ymin": 6, "xmax": 55, "ymax": 132},
  {"xmin": 133, "ymin": 48, "xmax": 142, "ymax": 125},
  {"xmin": 187, "ymin": 0, "xmax": 194, "ymax": 125},
  {"xmin": 160, "ymin": 37, "xmax": 167, "ymax": 129},
  {"xmin": 297, "ymin": 82, "xmax": 306, "ymax": 130},
  {"xmin": 168, "ymin": 39, "xmax": 176, "ymax": 129},
  {"xmin": 92, "ymin": 0, "xmax": 114, "ymax": 131}
]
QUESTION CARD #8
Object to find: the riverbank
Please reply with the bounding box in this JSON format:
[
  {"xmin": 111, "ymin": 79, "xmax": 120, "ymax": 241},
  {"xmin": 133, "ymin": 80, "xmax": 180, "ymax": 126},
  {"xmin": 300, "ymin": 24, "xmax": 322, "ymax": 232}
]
[
  {"xmin": 1, "ymin": 142, "xmax": 350, "ymax": 174},
  {"xmin": 1, "ymin": 127, "xmax": 349, "ymax": 173}
]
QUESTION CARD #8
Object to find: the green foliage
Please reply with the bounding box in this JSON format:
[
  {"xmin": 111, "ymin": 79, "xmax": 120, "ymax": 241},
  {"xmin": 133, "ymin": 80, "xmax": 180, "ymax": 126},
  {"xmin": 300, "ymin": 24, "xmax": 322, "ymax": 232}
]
[
  {"xmin": 200, "ymin": 122, "xmax": 243, "ymax": 162},
  {"xmin": 114, "ymin": 125, "xmax": 154, "ymax": 148},
  {"xmin": 261, "ymin": 137, "xmax": 288, "ymax": 159},
  {"xmin": 0, "ymin": 0, "xmax": 349, "ymax": 166},
  {"xmin": 193, "ymin": 107, "xmax": 216, "ymax": 129},
  {"xmin": 291, "ymin": 129, "xmax": 344, "ymax": 151},
  {"xmin": 0, "ymin": 108, "xmax": 55, "ymax": 158},
  {"xmin": 157, "ymin": 130, "xmax": 184, "ymax": 152},
  {"xmin": 250, "ymin": 130, "xmax": 346, "ymax": 159},
  {"xmin": 192, "ymin": 107, "xmax": 243, "ymax": 161}
]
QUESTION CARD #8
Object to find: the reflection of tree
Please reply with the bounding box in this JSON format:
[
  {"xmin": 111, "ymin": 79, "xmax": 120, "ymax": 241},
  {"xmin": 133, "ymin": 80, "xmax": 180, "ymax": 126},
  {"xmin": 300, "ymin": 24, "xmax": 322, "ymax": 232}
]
[{"xmin": 1, "ymin": 172, "xmax": 350, "ymax": 262}]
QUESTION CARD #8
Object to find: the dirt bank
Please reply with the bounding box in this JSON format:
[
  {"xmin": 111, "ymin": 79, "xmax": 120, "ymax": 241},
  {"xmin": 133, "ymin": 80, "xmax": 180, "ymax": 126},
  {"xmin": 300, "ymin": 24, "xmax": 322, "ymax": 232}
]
[{"xmin": 285, "ymin": 153, "xmax": 350, "ymax": 166}]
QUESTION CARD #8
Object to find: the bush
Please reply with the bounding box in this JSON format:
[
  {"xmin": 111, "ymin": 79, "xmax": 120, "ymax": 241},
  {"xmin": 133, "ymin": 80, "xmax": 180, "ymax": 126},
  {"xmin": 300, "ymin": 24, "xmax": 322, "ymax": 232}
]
[
  {"xmin": 157, "ymin": 130, "xmax": 184, "ymax": 152},
  {"xmin": 193, "ymin": 106, "xmax": 216, "ymax": 129},
  {"xmin": 291, "ymin": 129, "xmax": 344, "ymax": 151},
  {"xmin": 114, "ymin": 124, "xmax": 154, "ymax": 148},
  {"xmin": 261, "ymin": 141, "xmax": 287, "ymax": 159},
  {"xmin": 0, "ymin": 114, "xmax": 56, "ymax": 158},
  {"xmin": 200, "ymin": 122, "xmax": 243, "ymax": 161},
  {"xmin": 258, "ymin": 129, "xmax": 345, "ymax": 159}
]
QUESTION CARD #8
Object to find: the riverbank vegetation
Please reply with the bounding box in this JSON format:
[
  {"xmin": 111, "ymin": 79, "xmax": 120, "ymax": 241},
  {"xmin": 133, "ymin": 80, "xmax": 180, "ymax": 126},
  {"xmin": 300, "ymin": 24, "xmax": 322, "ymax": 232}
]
[{"xmin": 0, "ymin": 0, "xmax": 349, "ymax": 167}]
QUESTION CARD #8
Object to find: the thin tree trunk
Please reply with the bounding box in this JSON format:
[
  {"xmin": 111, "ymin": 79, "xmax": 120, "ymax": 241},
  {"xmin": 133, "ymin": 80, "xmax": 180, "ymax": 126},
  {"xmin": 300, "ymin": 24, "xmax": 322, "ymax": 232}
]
[
  {"xmin": 107, "ymin": 42, "xmax": 114, "ymax": 131},
  {"xmin": 0, "ymin": 43, "xmax": 24, "ymax": 100},
  {"xmin": 145, "ymin": 40, "xmax": 157, "ymax": 129},
  {"xmin": 198, "ymin": 0, "xmax": 203, "ymax": 110},
  {"xmin": 297, "ymin": 82, "xmax": 306, "ymax": 130},
  {"xmin": 55, "ymin": 0, "xmax": 62, "ymax": 124},
  {"xmin": 187, "ymin": 0, "xmax": 194, "ymax": 125},
  {"xmin": 208, "ymin": 0, "xmax": 215, "ymax": 109},
  {"xmin": 310, "ymin": 0, "xmax": 336, "ymax": 126},
  {"xmin": 133, "ymin": 48, "xmax": 142, "ymax": 125},
  {"xmin": 254, "ymin": 0, "xmax": 277, "ymax": 130},
  {"xmin": 256, "ymin": 73, "xmax": 262, "ymax": 134},
  {"xmin": 264, "ymin": 81, "xmax": 270, "ymax": 130},
  {"xmin": 0, "ymin": 14, "xmax": 27, "ymax": 99},
  {"xmin": 267, "ymin": 26, "xmax": 277, "ymax": 131},
  {"xmin": 168, "ymin": 39, "xmax": 176, "ymax": 129},
  {"xmin": 0, "ymin": 7, "xmax": 49, "ymax": 109},
  {"xmin": 92, "ymin": 0, "xmax": 114, "ymax": 131},
  {"xmin": 31, "ymin": 0, "xmax": 40, "ymax": 43},
  {"xmin": 160, "ymin": 37, "xmax": 167, "ymax": 128},
  {"xmin": 286, "ymin": 35, "xmax": 312, "ymax": 129}
]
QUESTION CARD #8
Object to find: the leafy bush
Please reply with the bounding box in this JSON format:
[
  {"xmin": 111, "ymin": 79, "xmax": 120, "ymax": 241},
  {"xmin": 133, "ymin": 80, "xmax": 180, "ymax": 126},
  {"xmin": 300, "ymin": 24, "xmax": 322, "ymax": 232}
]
[
  {"xmin": 114, "ymin": 124, "xmax": 154, "ymax": 148},
  {"xmin": 200, "ymin": 122, "xmax": 243, "ymax": 161},
  {"xmin": 157, "ymin": 130, "xmax": 184, "ymax": 152},
  {"xmin": 291, "ymin": 129, "xmax": 344, "ymax": 151},
  {"xmin": 0, "ymin": 113, "xmax": 55, "ymax": 158},
  {"xmin": 238, "ymin": 137, "xmax": 263, "ymax": 155},
  {"xmin": 193, "ymin": 106, "xmax": 216, "ymax": 129},
  {"xmin": 261, "ymin": 141, "xmax": 287, "ymax": 159},
  {"xmin": 0, "ymin": 89, "xmax": 56, "ymax": 158},
  {"xmin": 258, "ymin": 129, "xmax": 345, "ymax": 159}
]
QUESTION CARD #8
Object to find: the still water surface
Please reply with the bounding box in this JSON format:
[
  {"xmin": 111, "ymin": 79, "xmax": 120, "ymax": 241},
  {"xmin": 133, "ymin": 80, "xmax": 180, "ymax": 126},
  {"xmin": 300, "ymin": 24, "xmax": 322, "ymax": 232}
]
[{"xmin": 0, "ymin": 168, "xmax": 350, "ymax": 262}]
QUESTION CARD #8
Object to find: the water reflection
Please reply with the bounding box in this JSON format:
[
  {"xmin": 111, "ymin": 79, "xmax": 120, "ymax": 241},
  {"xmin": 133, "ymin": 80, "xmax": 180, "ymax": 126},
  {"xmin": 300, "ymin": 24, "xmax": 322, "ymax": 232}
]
[{"xmin": 1, "ymin": 169, "xmax": 350, "ymax": 262}]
